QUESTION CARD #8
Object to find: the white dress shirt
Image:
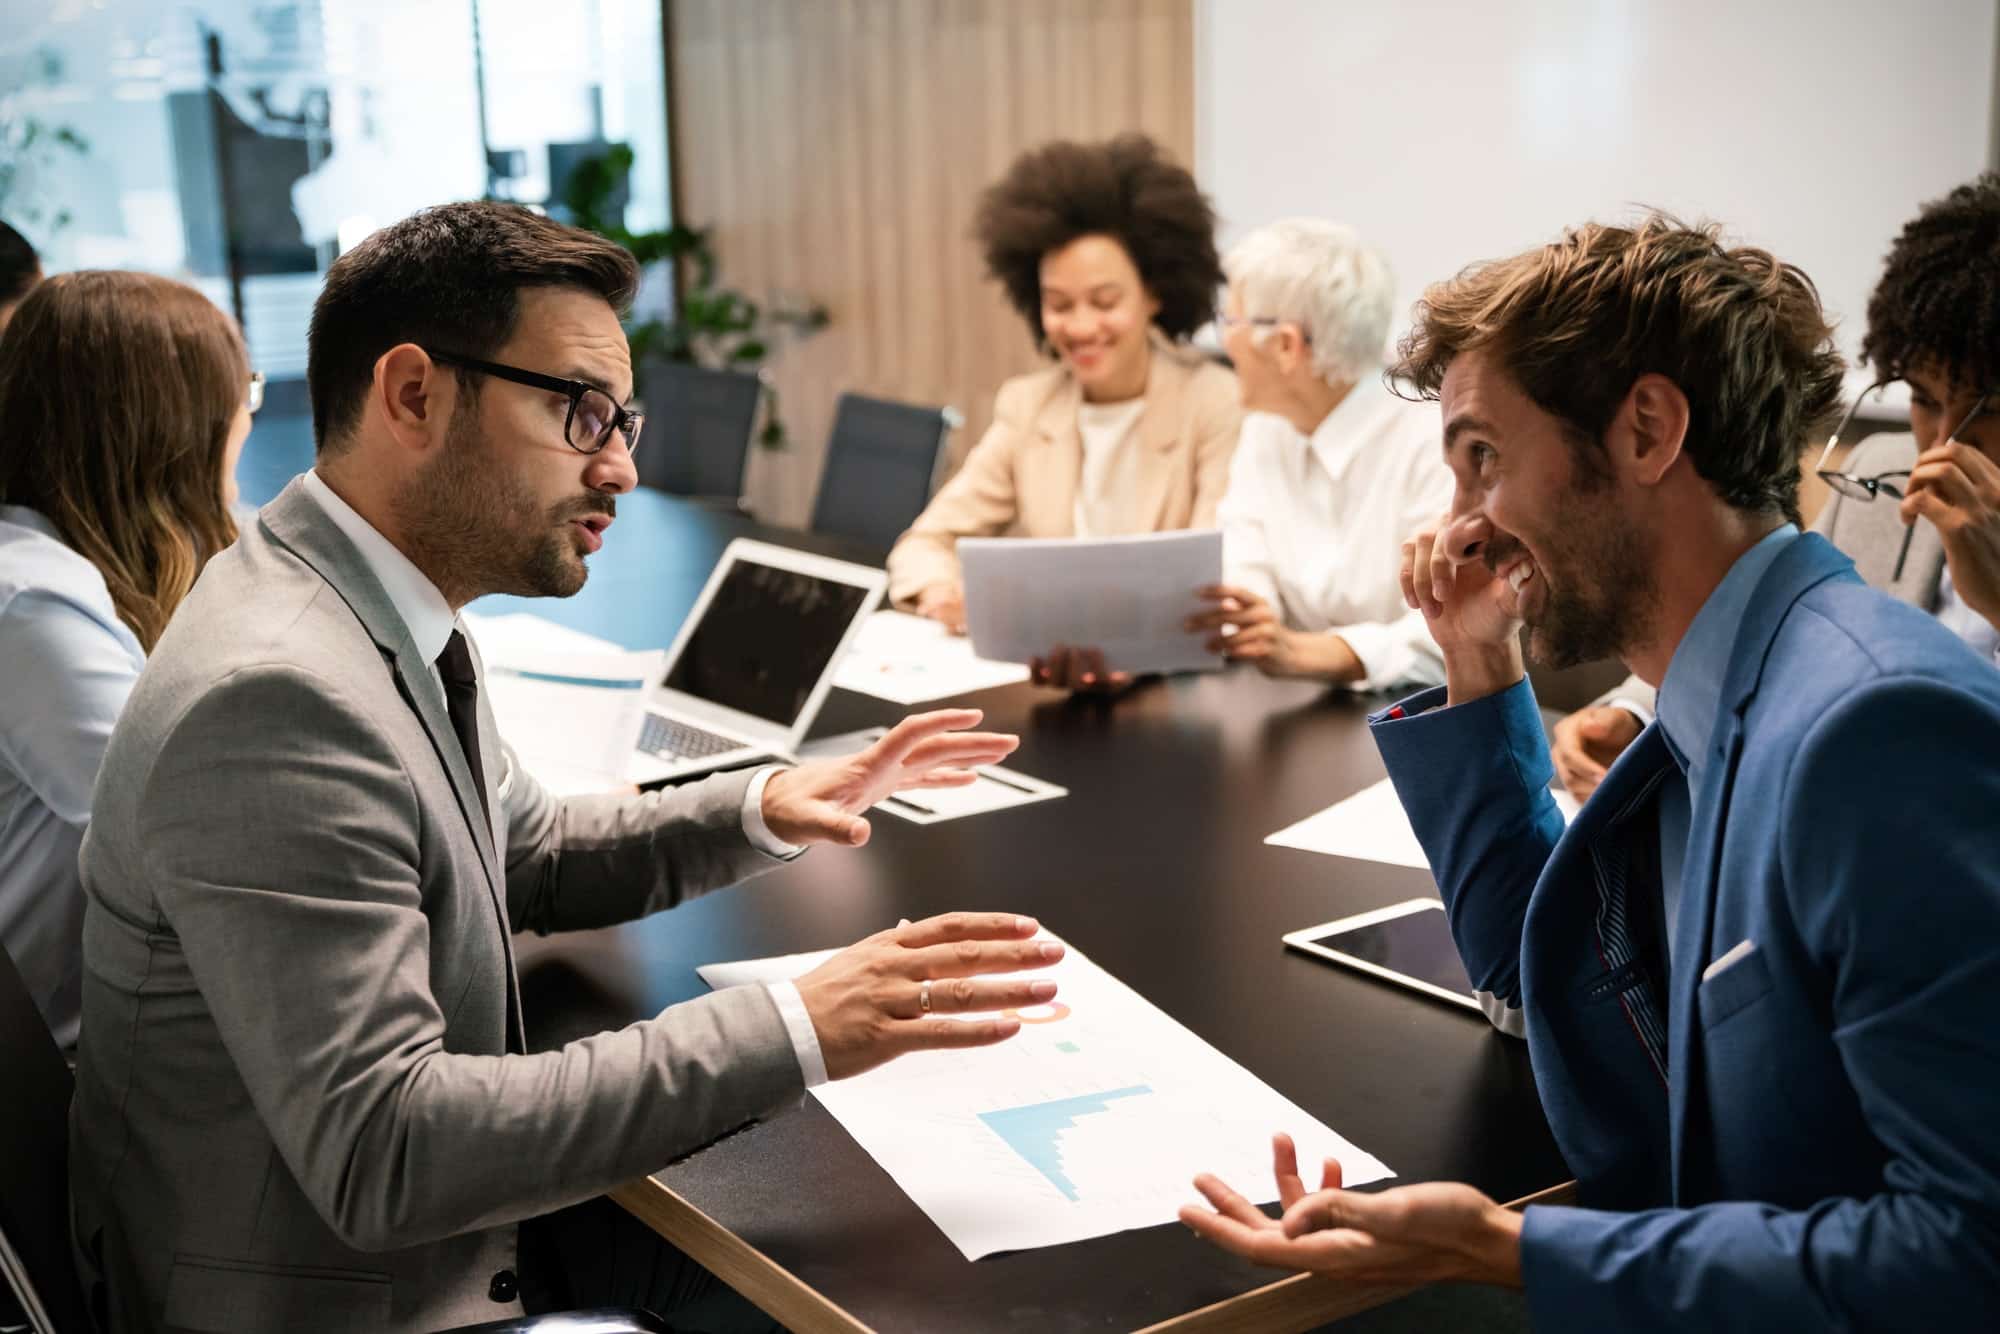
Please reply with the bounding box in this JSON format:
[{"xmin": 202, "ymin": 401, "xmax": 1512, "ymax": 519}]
[
  {"xmin": 1072, "ymin": 397, "xmax": 1148, "ymax": 538},
  {"xmin": 1217, "ymin": 379, "xmax": 1454, "ymax": 690},
  {"xmin": 1935, "ymin": 564, "xmax": 2000, "ymax": 669},
  {"xmin": 299, "ymin": 472, "xmax": 828, "ymax": 1085},
  {"xmin": 0, "ymin": 504, "xmax": 146, "ymax": 1050}
]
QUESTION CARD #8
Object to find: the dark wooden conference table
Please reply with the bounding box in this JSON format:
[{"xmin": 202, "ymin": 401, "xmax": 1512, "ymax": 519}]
[{"xmin": 479, "ymin": 489, "xmax": 1573, "ymax": 1333}]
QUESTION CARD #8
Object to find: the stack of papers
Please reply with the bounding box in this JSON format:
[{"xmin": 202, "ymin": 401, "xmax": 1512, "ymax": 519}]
[
  {"xmin": 698, "ymin": 935, "xmax": 1390, "ymax": 1258},
  {"xmin": 958, "ymin": 530, "xmax": 1222, "ymax": 676},
  {"xmin": 831, "ymin": 610, "xmax": 1030, "ymax": 704},
  {"xmin": 462, "ymin": 612, "xmax": 660, "ymax": 795},
  {"xmin": 1266, "ymin": 777, "xmax": 1581, "ymax": 869}
]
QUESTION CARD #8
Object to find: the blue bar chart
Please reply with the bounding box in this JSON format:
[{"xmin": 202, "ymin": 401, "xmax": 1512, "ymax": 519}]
[{"xmin": 977, "ymin": 1085, "xmax": 1153, "ymax": 1201}]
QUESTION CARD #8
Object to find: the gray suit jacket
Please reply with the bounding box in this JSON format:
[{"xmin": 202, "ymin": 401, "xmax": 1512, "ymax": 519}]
[
  {"xmin": 70, "ymin": 478, "xmax": 804, "ymax": 1333},
  {"xmin": 1597, "ymin": 433, "xmax": 1944, "ymax": 715}
]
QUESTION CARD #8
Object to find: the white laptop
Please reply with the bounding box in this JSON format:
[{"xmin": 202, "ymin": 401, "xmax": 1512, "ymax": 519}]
[{"xmin": 630, "ymin": 539, "xmax": 887, "ymax": 783}]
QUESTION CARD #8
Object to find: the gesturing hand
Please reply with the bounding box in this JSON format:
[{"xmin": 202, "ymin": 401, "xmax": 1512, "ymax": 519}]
[
  {"xmin": 760, "ymin": 709, "xmax": 1018, "ymax": 846},
  {"xmin": 1551, "ymin": 705, "xmax": 1643, "ymax": 802},
  {"xmin": 1902, "ymin": 439, "xmax": 2000, "ymax": 629},
  {"xmin": 796, "ymin": 912, "xmax": 1065, "ymax": 1079},
  {"xmin": 1179, "ymin": 1133, "xmax": 1523, "ymax": 1287}
]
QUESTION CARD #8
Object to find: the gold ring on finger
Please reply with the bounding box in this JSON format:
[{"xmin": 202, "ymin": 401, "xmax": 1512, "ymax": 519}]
[{"xmin": 919, "ymin": 978, "xmax": 934, "ymax": 1013}]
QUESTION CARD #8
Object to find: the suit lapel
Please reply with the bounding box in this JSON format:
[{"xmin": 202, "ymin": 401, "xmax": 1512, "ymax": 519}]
[
  {"xmin": 1032, "ymin": 377, "xmax": 1085, "ymax": 534},
  {"xmin": 1126, "ymin": 341, "xmax": 1190, "ymax": 533},
  {"xmin": 1664, "ymin": 533, "xmax": 1858, "ymax": 1198},
  {"xmin": 257, "ymin": 482, "xmax": 508, "ymax": 909}
]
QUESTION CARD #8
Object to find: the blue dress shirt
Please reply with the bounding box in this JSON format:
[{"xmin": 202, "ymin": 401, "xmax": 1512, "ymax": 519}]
[{"xmin": 1653, "ymin": 524, "xmax": 1800, "ymax": 965}]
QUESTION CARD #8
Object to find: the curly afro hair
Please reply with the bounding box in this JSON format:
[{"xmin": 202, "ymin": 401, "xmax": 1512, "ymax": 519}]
[
  {"xmin": 1862, "ymin": 173, "xmax": 2000, "ymax": 391},
  {"xmin": 974, "ymin": 134, "xmax": 1222, "ymax": 349}
]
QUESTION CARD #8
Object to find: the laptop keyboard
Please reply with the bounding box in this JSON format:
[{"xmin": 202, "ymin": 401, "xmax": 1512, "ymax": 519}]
[{"xmin": 638, "ymin": 713, "xmax": 743, "ymax": 760}]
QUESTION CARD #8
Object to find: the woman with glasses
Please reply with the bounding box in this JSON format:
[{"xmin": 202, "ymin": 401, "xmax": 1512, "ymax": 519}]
[
  {"xmin": 0, "ymin": 270, "xmax": 254, "ymax": 1050},
  {"xmin": 1182, "ymin": 218, "xmax": 1454, "ymax": 690},
  {"xmin": 1551, "ymin": 173, "xmax": 2000, "ymax": 802},
  {"xmin": 885, "ymin": 134, "xmax": 1242, "ymax": 687}
]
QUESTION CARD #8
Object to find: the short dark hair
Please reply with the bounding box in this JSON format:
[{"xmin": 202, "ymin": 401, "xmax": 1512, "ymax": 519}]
[
  {"xmin": 308, "ymin": 202, "xmax": 639, "ymax": 454},
  {"xmin": 0, "ymin": 220, "xmax": 39, "ymax": 306},
  {"xmin": 1861, "ymin": 172, "xmax": 2000, "ymax": 393},
  {"xmin": 974, "ymin": 134, "xmax": 1222, "ymax": 348},
  {"xmin": 1392, "ymin": 214, "xmax": 1846, "ymax": 523}
]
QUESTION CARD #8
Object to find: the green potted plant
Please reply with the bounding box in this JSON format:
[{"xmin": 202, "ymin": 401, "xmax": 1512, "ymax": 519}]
[
  {"xmin": 557, "ymin": 145, "xmax": 827, "ymax": 448},
  {"xmin": 0, "ymin": 47, "xmax": 91, "ymax": 233}
]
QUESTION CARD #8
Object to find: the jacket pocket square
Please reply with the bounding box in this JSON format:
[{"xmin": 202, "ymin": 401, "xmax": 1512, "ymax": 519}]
[
  {"xmin": 1698, "ymin": 939, "xmax": 1773, "ymax": 1030},
  {"xmin": 1701, "ymin": 938, "xmax": 1757, "ymax": 983}
]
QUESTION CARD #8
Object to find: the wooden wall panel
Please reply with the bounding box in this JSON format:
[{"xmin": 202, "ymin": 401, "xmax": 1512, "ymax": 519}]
[{"xmin": 667, "ymin": 0, "xmax": 1197, "ymax": 526}]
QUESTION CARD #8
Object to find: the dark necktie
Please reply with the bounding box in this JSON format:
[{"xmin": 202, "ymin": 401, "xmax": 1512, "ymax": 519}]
[{"xmin": 435, "ymin": 629, "xmax": 491, "ymax": 832}]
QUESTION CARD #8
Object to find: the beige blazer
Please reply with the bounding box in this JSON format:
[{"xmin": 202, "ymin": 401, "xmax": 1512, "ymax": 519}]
[
  {"xmin": 70, "ymin": 479, "xmax": 802, "ymax": 1332},
  {"xmin": 886, "ymin": 336, "xmax": 1242, "ymax": 605}
]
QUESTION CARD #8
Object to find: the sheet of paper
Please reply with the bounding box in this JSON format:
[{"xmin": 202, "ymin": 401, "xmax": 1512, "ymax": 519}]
[
  {"xmin": 462, "ymin": 610, "xmax": 626, "ymax": 663},
  {"xmin": 958, "ymin": 530, "xmax": 1223, "ymax": 676},
  {"xmin": 874, "ymin": 766, "xmax": 1066, "ymax": 824},
  {"xmin": 831, "ymin": 610, "xmax": 1031, "ymax": 704},
  {"xmin": 697, "ymin": 936, "xmax": 1391, "ymax": 1259},
  {"xmin": 482, "ymin": 650, "xmax": 663, "ymax": 796},
  {"xmin": 1266, "ymin": 777, "xmax": 1581, "ymax": 870}
]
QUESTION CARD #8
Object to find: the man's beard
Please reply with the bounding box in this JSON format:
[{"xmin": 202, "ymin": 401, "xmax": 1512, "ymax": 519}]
[
  {"xmin": 394, "ymin": 402, "xmax": 604, "ymax": 604},
  {"xmin": 1499, "ymin": 468, "xmax": 1658, "ymax": 671}
]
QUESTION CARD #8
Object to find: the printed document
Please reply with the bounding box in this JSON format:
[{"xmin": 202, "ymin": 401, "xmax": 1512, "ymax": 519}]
[
  {"xmin": 1267, "ymin": 777, "xmax": 1581, "ymax": 869},
  {"xmin": 482, "ymin": 649, "xmax": 662, "ymax": 795},
  {"xmin": 831, "ymin": 609, "xmax": 1030, "ymax": 704},
  {"xmin": 698, "ymin": 936, "xmax": 1391, "ymax": 1258},
  {"xmin": 958, "ymin": 530, "xmax": 1222, "ymax": 676}
]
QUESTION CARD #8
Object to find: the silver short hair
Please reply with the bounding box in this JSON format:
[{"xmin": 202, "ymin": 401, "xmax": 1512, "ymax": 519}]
[{"xmin": 1223, "ymin": 218, "xmax": 1395, "ymax": 386}]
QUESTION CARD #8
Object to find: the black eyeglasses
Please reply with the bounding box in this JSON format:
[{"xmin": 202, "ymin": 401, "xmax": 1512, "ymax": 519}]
[
  {"xmin": 1812, "ymin": 379, "xmax": 1991, "ymax": 581},
  {"xmin": 428, "ymin": 351, "xmax": 645, "ymax": 456}
]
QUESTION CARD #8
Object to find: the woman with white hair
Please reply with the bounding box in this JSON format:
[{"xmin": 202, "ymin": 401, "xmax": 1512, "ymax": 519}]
[{"xmin": 1184, "ymin": 218, "xmax": 1452, "ymax": 688}]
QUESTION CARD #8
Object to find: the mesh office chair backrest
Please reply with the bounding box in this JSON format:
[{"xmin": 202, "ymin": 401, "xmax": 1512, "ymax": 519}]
[
  {"xmin": 809, "ymin": 393, "xmax": 956, "ymax": 555},
  {"xmin": 0, "ymin": 945, "xmax": 89, "ymax": 1334},
  {"xmin": 633, "ymin": 362, "xmax": 763, "ymax": 500}
]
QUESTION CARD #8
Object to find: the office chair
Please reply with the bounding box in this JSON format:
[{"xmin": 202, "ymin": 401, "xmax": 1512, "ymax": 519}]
[
  {"xmin": 809, "ymin": 392, "xmax": 960, "ymax": 555},
  {"xmin": 0, "ymin": 943, "xmax": 672, "ymax": 1334},
  {"xmin": 633, "ymin": 361, "xmax": 764, "ymax": 506},
  {"xmin": 0, "ymin": 945, "xmax": 90, "ymax": 1334}
]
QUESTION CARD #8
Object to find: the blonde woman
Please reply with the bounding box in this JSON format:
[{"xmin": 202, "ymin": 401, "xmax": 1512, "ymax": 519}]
[{"xmin": 0, "ymin": 271, "xmax": 253, "ymax": 1048}]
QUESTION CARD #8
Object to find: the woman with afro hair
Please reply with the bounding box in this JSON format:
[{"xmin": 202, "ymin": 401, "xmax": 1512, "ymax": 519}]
[
  {"xmin": 1551, "ymin": 173, "xmax": 2000, "ymax": 802},
  {"xmin": 886, "ymin": 134, "xmax": 1242, "ymax": 686}
]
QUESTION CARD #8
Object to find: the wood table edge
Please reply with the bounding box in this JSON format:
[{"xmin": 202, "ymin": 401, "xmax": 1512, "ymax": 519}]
[
  {"xmin": 609, "ymin": 1176, "xmax": 872, "ymax": 1334},
  {"xmin": 611, "ymin": 1176, "xmax": 1575, "ymax": 1334}
]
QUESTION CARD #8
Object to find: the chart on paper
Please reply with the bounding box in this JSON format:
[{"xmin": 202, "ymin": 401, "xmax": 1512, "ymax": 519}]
[{"xmin": 699, "ymin": 939, "xmax": 1392, "ymax": 1258}]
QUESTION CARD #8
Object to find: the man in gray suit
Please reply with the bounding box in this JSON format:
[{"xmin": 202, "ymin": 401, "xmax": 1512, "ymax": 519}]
[
  {"xmin": 70, "ymin": 202, "xmax": 1060, "ymax": 1332},
  {"xmin": 1552, "ymin": 173, "xmax": 2000, "ymax": 799}
]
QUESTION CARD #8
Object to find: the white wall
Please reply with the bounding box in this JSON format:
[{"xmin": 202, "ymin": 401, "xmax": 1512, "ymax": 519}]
[{"xmin": 1196, "ymin": 0, "xmax": 1994, "ymax": 388}]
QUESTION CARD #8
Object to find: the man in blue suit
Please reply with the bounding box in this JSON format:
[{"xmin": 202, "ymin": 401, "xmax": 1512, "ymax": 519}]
[{"xmin": 1180, "ymin": 215, "xmax": 2000, "ymax": 1329}]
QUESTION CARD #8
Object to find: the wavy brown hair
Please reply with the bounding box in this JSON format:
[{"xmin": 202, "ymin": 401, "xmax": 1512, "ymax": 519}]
[
  {"xmin": 0, "ymin": 271, "xmax": 245, "ymax": 650},
  {"xmin": 1392, "ymin": 214, "xmax": 1846, "ymax": 524}
]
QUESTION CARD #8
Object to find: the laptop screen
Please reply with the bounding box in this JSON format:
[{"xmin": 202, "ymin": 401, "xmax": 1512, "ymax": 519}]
[{"xmin": 661, "ymin": 558, "xmax": 872, "ymax": 726}]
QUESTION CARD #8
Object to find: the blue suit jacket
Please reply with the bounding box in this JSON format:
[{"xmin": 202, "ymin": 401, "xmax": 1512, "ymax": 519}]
[{"xmin": 1372, "ymin": 534, "xmax": 2000, "ymax": 1330}]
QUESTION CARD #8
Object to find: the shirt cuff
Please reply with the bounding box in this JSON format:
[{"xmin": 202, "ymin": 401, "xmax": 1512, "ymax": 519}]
[
  {"xmin": 765, "ymin": 979, "xmax": 829, "ymax": 1087},
  {"xmin": 1607, "ymin": 695, "xmax": 1656, "ymax": 727},
  {"xmin": 741, "ymin": 766, "xmax": 805, "ymax": 860}
]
